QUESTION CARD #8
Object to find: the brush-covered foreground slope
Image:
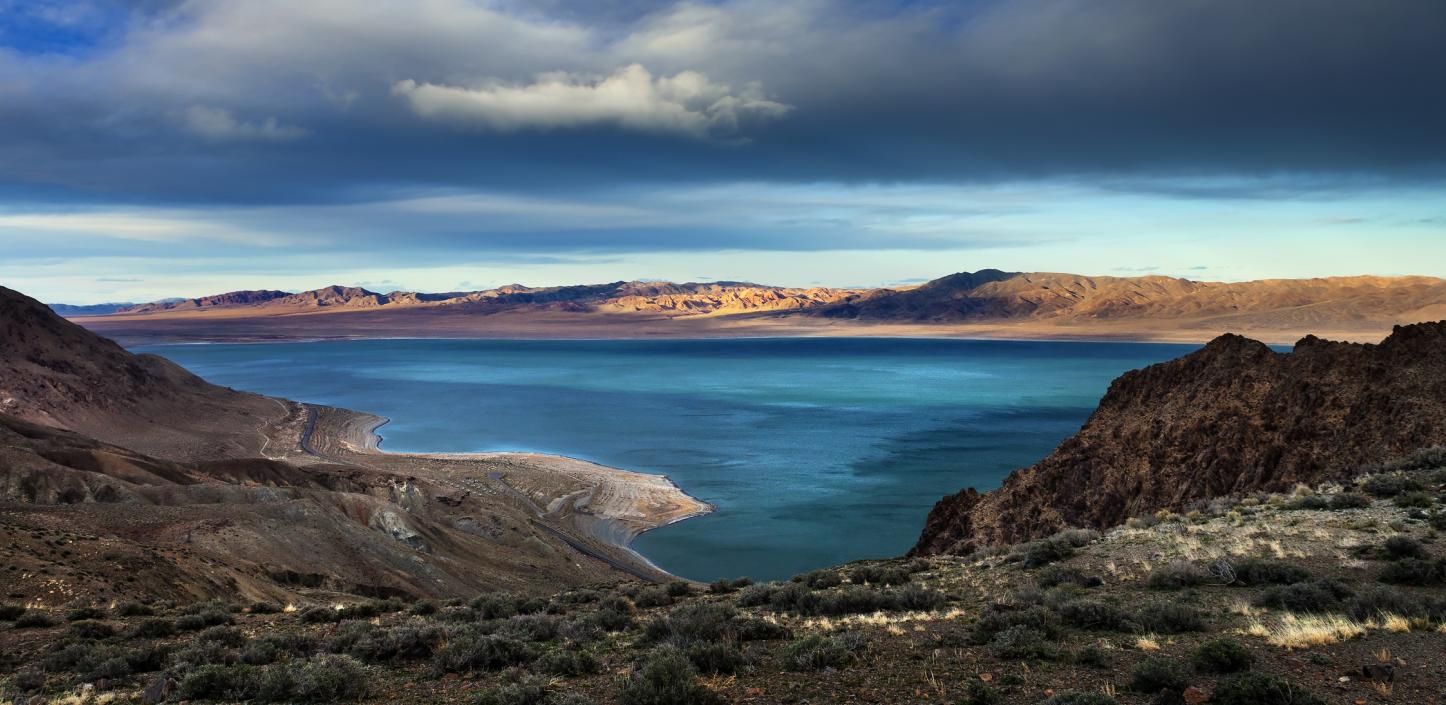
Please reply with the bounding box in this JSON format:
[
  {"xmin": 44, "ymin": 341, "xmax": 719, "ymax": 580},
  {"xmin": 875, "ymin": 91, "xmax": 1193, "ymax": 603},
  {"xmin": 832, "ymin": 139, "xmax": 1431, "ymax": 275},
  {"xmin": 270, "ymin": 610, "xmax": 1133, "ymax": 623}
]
[
  {"xmin": 0, "ymin": 286, "xmax": 693, "ymax": 602},
  {"xmin": 4, "ymin": 456, "xmax": 1445, "ymax": 705},
  {"xmin": 913, "ymin": 321, "xmax": 1446, "ymax": 556}
]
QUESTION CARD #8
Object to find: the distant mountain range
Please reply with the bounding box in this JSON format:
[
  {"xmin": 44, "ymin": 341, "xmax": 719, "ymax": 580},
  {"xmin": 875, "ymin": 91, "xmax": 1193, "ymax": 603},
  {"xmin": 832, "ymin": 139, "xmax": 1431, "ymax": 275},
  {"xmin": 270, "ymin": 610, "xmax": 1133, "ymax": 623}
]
[{"xmin": 54, "ymin": 270, "xmax": 1446, "ymax": 344}]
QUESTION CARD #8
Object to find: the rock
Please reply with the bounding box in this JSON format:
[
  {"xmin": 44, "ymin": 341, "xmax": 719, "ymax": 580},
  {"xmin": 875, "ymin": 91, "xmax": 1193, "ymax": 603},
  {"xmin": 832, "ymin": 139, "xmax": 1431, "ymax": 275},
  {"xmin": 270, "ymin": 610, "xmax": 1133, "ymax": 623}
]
[
  {"xmin": 1362, "ymin": 662, "xmax": 1396, "ymax": 682},
  {"xmin": 913, "ymin": 321, "xmax": 1446, "ymax": 554},
  {"xmin": 140, "ymin": 676, "xmax": 177, "ymax": 704}
]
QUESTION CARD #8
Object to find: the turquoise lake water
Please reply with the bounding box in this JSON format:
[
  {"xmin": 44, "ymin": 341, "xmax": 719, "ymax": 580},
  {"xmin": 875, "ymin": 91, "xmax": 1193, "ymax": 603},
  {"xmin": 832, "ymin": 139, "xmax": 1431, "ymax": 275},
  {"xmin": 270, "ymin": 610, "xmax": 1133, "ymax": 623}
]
[{"xmin": 138, "ymin": 338, "xmax": 1198, "ymax": 581}]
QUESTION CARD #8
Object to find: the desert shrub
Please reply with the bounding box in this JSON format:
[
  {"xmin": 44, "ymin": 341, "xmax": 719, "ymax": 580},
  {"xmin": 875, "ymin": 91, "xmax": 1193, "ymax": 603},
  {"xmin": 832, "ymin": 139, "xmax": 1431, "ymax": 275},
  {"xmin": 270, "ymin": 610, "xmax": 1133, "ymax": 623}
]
[
  {"xmin": 130, "ymin": 617, "xmax": 175, "ymax": 638},
  {"xmin": 407, "ymin": 599, "xmax": 438, "ymax": 616},
  {"xmin": 1137, "ymin": 601, "xmax": 1206, "ymax": 633},
  {"xmin": 170, "ymin": 640, "xmax": 239, "ymax": 674},
  {"xmin": 175, "ymin": 614, "xmax": 208, "ymax": 631},
  {"xmin": 66, "ymin": 607, "xmax": 105, "ymax": 621},
  {"xmin": 176, "ymin": 664, "xmax": 253, "ymax": 701},
  {"xmin": 246, "ymin": 601, "xmax": 279, "ymax": 614},
  {"xmin": 1147, "ymin": 562, "xmax": 1212, "ymax": 590},
  {"xmin": 896, "ymin": 584, "xmax": 947, "ymax": 611},
  {"xmin": 617, "ymin": 648, "xmax": 725, "ymax": 705},
  {"xmin": 429, "ymin": 633, "xmax": 534, "ymax": 674},
  {"xmin": 1252, "ymin": 580, "xmax": 1352, "ymax": 612},
  {"xmin": 1193, "ymin": 637, "xmax": 1255, "ymax": 674},
  {"xmin": 1075, "ymin": 644, "xmax": 1113, "ymax": 668},
  {"xmin": 0, "ymin": 604, "xmax": 27, "ymax": 621},
  {"xmin": 197, "ymin": 625, "xmax": 246, "ymax": 647},
  {"xmin": 735, "ymin": 617, "xmax": 791, "ymax": 641},
  {"xmin": 535, "ymin": 648, "xmax": 600, "ymax": 676},
  {"xmin": 1381, "ymin": 536, "xmax": 1428, "ymax": 560},
  {"xmin": 1362, "ymin": 474, "xmax": 1424, "ymax": 497},
  {"xmin": 41, "ymin": 641, "xmax": 128, "ymax": 675},
  {"xmin": 1055, "ymin": 599, "xmax": 1135, "ymax": 631},
  {"xmin": 471, "ymin": 593, "xmax": 521, "ymax": 619},
  {"xmin": 1346, "ymin": 585, "xmax": 1439, "ymax": 620},
  {"xmin": 240, "ymin": 639, "xmax": 282, "ymax": 666},
  {"xmin": 986, "ymin": 625, "xmax": 1063, "ymax": 660},
  {"xmin": 766, "ymin": 582, "xmax": 811, "ymax": 611},
  {"xmin": 437, "ymin": 606, "xmax": 478, "ymax": 623},
  {"xmin": 1232, "ymin": 559, "xmax": 1310, "ymax": 586},
  {"xmin": 1019, "ymin": 536, "xmax": 1075, "ymax": 567},
  {"xmin": 68, "ymin": 620, "xmax": 114, "ymax": 639},
  {"xmin": 1037, "ymin": 566, "xmax": 1102, "ymax": 589},
  {"xmin": 1378, "ymin": 558, "xmax": 1446, "ymax": 586},
  {"xmin": 1039, "ymin": 694, "xmax": 1117, "ymax": 705},
  {"xmin": 1431, "ymin": 512, "xmax": 1446, "ymax": 530},
  {"xmin": 642, "ymin": 603, "xmax": 738, "ymax": 648},
  {"xmin": 1328, "ymin": 493, "xmax": 1372, "ymax": 510},
  {"xmin": 795, "ymin": 586, "xmax": 898, "ymax": 616},
  {"xmin": 663, "ymin": 580, "xmax": 693, "ymax": 597},
  {"xmin": 848, "ymin": 565, "xmax": 911, "ymax": 586},
  {"xmin": 476, "ymin": 675, "xmax": 552, "ymax": 705},
  {"xmin": 336, "ymin": 621, "xmax": 443, "ymax": 662},
  {"xmin": 631, "ymin": 587, "xmax": 675, "ymax": 609},
  {"xmin": 735, "ymin": 582, "xmax": 779, "ymax": 607},
  {"xmin": 1129, "ymin": 656, "xmax": 1190, "ymax": 694},
  {"xmin": 685, "ymin": 642, "xmax": 748, "ymax": 674},
  {"xmin": 292, "ymin": 654, "xmax": 369, "ymax": 701},
  {"xmin": 240, "ymin": 633, "xmax": 315, "ymax": 666},
  {"xmin": 499, "ymin": 614, "xmax": 562, "ymax": 642},
  {"xmin": 116, "ymin": 601, "xmax": 154, "ymax": 617},
  {"xmin": 1284, "ymin": 494, "xmax": 1330, "ymax": 510},
  {"xmin": 968, "ymin": 604, "xmax": 1061, "ymax": 644},
  {"xmin": 1210, "ymin": 672, "xmax": 1326, "ymax": 705},
  {"xmin": 780, "ymin": 632, "xmax": 867, "ymax": 670},
  {"xmin": 708, "ymin": 577, "xmax": 751, "ymax": 594},
  {"xmin": 1395, "ymin": 491, "xmax": 1436, "ymax": 509},
  {"xmin": 795, "ymin": 569, "xmax": 843, "ymax": 589},
  {"xmin": 1386, "ymin": 446, "xmax": 1446, "ymax": 472},
  {"xmin": 957, "ymin": 680, "xmax": 1002, "ymax": 705},
  {"xmin": 13, "ymin": 611, "xmax": 56, "ymax": 629},
  {"xmin": 10, "ymin": 669, "xmax": 45, "ymax": 692}
]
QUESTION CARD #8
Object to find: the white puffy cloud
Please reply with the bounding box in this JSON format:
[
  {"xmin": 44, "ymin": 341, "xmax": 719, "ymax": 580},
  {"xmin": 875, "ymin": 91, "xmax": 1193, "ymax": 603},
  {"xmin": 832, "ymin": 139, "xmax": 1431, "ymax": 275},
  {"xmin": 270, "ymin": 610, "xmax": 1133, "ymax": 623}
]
[
  {"xmin": 182, "ymin": 106, "xmax": 308, "ymax": 142},
  {"xmin": 391, "ymin": 64, "xmax": 788, "ymax": 137}
]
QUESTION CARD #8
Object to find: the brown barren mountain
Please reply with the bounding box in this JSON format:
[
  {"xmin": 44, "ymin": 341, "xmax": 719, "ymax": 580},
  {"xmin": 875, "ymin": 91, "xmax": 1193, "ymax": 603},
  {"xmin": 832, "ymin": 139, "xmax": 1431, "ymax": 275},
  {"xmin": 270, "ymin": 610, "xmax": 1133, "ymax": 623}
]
[
  {"xmin": 67, "ymin": 270, "xmax": 1446, "ymax": 344},
  {"xmin": 911, "ymin": 320, "xmax": 1446, "ymax": 556},
  {"xmin": 0, "ymin": 286, "xmax": 705, "ymax": 604}
]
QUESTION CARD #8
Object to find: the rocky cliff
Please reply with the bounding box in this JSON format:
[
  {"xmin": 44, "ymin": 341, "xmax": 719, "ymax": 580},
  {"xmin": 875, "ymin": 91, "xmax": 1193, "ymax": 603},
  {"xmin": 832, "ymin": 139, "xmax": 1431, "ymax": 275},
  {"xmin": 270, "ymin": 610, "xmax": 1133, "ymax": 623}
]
[{"xmin": 911, "ymin": 321, "xmax": 1446, "ymax": 555}]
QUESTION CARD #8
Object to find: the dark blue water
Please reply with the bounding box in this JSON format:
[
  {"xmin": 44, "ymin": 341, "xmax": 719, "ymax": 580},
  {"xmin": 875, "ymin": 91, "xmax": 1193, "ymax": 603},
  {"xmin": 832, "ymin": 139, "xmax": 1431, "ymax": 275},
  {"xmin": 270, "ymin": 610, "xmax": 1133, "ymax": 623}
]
[{"xmin": 138, "ymin": 338, "xmax": 1196, "ymax": 581}]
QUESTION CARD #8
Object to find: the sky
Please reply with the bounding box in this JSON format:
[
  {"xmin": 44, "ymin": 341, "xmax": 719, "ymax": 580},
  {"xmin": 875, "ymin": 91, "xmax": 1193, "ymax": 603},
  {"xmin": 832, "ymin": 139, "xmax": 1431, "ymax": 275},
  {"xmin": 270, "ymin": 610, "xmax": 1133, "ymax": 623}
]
[{"xmin": 1, "ymin": 0, "xmax": 1444, "ymax": 303}]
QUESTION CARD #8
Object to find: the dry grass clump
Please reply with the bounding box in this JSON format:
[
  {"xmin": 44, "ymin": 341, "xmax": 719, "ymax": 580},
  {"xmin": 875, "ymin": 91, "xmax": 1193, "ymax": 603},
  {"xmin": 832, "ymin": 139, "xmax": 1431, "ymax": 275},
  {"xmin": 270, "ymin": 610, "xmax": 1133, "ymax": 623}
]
[{"xmin": 1245, "ymin": 613, "xmax": 1366, "ymax": 648}]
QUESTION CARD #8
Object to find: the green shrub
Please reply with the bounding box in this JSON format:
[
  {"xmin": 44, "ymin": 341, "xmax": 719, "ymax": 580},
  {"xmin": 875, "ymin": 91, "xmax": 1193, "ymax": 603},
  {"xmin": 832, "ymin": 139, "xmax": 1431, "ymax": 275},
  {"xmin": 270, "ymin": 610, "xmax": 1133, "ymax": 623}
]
[
  {"xmin": 1037, "ymin": 566, "xmax": 1103, "ymax": 589},
  {"xmin": 848, "ymin": 565, "xmax": 911, "ymax": 586},
  {"xmin": 1329, "ymin": 493, "xmax": 1372, "ymax": 510},
  {"xmin": 13, "ymin": 611, "xmax": 56, "ymax": 629},
  {"xmin": 247, "ymin": 601, "xmax": 280, "ymax": 614},
  {"xmin": 642, "ymin": 603, "xmax": 738, "ymax": 647},
  {"xmin": 499, "ymin": 614, "xmax": 562, "ymax": 642},
  {"xmin": 130, "ymin": 617, "xmax": 175, "ymax": 638},
  {"xmin": 617, "ymin": 648, "xmax": 725, "ymax": 705},
  {"xmin": 1430, "ymin": 512, "xmax": 1446, "ymax": 531},
  {"xmin": 534, "ymin": 648, "xmax": 600, "ymax": 676},
  {"xmin": 408, "ymin": 599, "xmax": 438, "ymax": 616},
  {"xmin": 779, "ymin": 632, "xmax": 867, "ymax": 671},
  {"xmin": 197, "ymin": 625, "xmax": 246, "ymax": 647},
  {"xmin": 176, "ymin": 663, "xmax": 253, "ymax": 701},
  {"xmin": 292, "ymin": 654, "xmax": 369, "ymax": 701},
  {"xmin": 708, "ymin": 577, "xmax": 750, "ymax": 594},
  {"xmin": 685, "ymin": 642, "xmax": 748, "ymax": 674},
  {"xmin": 631, "ymin": 587, "xmax": 675, "ymax": 609},
  {"xmin": 1362, "ymin": 474, "xmax": 1424, "ymax": 497},
  {"xmin": 1129, "ymin": 656, "xmax": 1189, "ymax": 694},
  {"xmin": 1136, "ymin": 601, "xmax": 1206, "ymax": 633},
  {"xmin": 1346, "ymin": 585, "xmax": 1437, "ymax": 620},
  {"xmin": 1055, "ymin": 599, "xmax": 1135, "ymax": 631},
  {"xmin": 794, "ymin": 586, "xmax": 896, "ymax": 616},
  {"xmin": 896, "ymin": 584, "xmax": 947, "ymax": 611},
  {"xmin": 1147, "ymin": 561, "xmax": 1212, "ymax": 590},
  {"xmin": 240, "ymin": 633, "xmax": 315, "ymax": 666},
  {"xmin": 1210, "ymin": 672, "xmax": 1325, "ymax": 705},
  {"xmin": 66, "ymin": 607, "xmax": 105, "ymax": 621},
  {"xmin": 1039, "ymin": 693, "xmax": 1117, "ymax": 705},
  {"xmin": 10, "ymin": 669, "xmax": 45, "ymax": 692},
  {"xmin": 429, "ymin": 632, "xmax": 534, "ymax": 674},
  {"xmin": 968, "ymin": 604, "xmax": 1061, "ymax": 644},
  {"xmin": 987, "ymin": 625, "xmax": 1063, "ymax": 660},
  {"xmin": 1382, "ymin": 536, "xmax": 1427, "ymax": 560},
  {"xmin": 116, "ymin": 601, "xmax": 155, "ymax": 617},
  {"xmin": 958, "ymin": 680, "xmax": 1002, "ymax": 705},
  {"xmin": 476, "ymin": 675, "xmax": 552, "ymax": 705},
  {"xmin": 735, "ymin": 583, "xmax": 780, "ymax": 607},
  {"xmin": 795, "ymin": 569, "xmax": 844, "ymax": 589},
  {"xmin": 0, "ymin": 604, "xmax": 27, "ymax": 621},
  {"xmin": 1252, "ymin": 580, "xmax": 1352, "ymax": 612},
  {"xmin": 1075, "ymin": 644, "xmax": 1113, "ymax": 668},
  {"xmin": 1232, "ymin": 559, "xmax": 1310, "ymax": 586},
  {"xmin": 1378, "ymin": 558, "xmax": 1446, "ymax": 586},
  {"xmin": 68, "ymin": 620, "xmax": 114, "ymax": 639},
  {"xmin": 735, "ymin": 617, "xmax": 791, "ymax": 642},
  {"xmin": 1193, "ymin": 637, "xmax": 1255, "ymax": 674},
  {"xmin": 663, "ymin": 581, "xmax": 693, "ymax": 598},
  {"xmin": 1395, "ymin": 491, "xmax": 1436, "ymax": 509}
]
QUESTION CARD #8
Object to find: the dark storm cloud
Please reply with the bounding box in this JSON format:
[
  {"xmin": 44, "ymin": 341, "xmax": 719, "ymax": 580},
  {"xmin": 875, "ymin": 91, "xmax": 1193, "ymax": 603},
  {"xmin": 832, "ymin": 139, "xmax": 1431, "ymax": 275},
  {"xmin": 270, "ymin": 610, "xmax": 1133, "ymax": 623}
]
[{"xmin": 0, "ymin": 0, "xmax": 1443, "ymax": 207}]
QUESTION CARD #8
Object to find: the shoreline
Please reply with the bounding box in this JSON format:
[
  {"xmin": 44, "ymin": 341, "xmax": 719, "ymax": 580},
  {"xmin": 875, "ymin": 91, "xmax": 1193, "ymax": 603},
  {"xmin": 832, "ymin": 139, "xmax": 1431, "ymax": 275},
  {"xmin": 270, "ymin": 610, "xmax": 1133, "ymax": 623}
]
[{"xmin": 312, "ymin": 406, "xmax": 713, "ymax": 582}]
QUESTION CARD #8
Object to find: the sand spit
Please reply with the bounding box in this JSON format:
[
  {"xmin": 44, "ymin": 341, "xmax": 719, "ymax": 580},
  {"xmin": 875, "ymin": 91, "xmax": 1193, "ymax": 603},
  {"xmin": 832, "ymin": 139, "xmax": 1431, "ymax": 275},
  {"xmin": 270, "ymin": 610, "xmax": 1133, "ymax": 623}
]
[{"xmin": 290, "ymin": 404, "xmax": 712, "ymax": 582}]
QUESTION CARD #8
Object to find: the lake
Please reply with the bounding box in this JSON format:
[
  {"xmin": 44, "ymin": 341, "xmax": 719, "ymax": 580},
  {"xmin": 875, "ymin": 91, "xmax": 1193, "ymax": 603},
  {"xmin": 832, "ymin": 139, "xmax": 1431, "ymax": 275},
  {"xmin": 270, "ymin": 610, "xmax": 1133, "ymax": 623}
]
[{"xmin": 139, "ymin": 337, "xmax": 1197, "ymax": 581}]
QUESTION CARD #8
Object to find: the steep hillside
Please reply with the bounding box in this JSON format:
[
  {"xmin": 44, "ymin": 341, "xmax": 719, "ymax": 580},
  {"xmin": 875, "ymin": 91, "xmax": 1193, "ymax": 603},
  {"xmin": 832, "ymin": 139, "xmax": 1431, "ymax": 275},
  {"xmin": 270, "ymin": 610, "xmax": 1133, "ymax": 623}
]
[
  {"xmin": 121, "ymin": 290, "xmax": 290, "ymax": 314},
  {"xmin": 913, "ymin": 321, "xmax": 1446, "ymax": 555}
]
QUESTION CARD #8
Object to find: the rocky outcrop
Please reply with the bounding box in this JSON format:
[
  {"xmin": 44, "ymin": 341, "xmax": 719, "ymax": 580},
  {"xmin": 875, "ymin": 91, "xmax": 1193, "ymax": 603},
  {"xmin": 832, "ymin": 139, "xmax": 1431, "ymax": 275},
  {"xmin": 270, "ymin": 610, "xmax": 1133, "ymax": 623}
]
[
  {"xmin": 121, "ymin": 290, "xmax": 289, "ymax": 313},
  {"xmin": 911, "ymin": 321, "xmax": 1446, "ymax": 555}
]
